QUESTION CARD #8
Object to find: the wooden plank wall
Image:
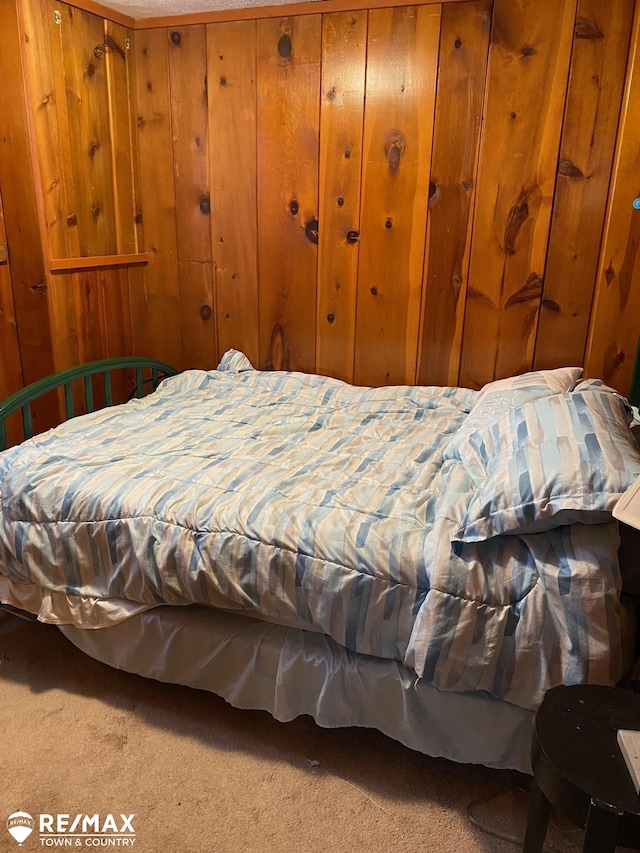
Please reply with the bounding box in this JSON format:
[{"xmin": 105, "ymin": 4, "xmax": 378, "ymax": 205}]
[
  {"xmin": 585, "ymin": 1, "xmax": 640, "ymax": 395},
  {"xmin": 0, "ymin": 192, "xmax": 22, "ymax": 403},
  {"xmin": 0, "ymin": 0, "xmax": 58, "ymax": 436},
  {"xmin": 1, "ymin": 0, "xmax": 639, "ymax": 403}
]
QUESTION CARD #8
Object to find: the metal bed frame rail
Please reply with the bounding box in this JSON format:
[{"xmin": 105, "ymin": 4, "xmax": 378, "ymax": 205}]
[{"xmin": 0, "ymin": 357, "xmax": 178, "ymax": 452}]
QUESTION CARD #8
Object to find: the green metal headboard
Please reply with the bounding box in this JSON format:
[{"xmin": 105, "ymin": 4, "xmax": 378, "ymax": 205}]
[{"xmin": 0, "ymin": 357, "xmax": 179, "ymax": 452}]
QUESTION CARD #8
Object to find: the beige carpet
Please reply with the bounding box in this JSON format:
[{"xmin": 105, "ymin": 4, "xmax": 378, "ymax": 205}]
[{"xmin": 0, "ymin": 611, "xmax": 585, "ymax": 852}]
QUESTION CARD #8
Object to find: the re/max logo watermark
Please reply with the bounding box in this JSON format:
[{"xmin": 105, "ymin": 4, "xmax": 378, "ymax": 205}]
[
  {"xmin": 39, "ymin": 814, "xmax": 136, "ymax": 847},
  {"xmin": 6, "ymin": 812, "xmax": 137, "ymax": 847}
]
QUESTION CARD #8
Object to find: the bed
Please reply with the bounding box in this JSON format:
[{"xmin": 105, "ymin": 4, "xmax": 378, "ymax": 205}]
[{"xmin": 1, "ymin": 350, "xmax": 639, "ymax": 774}]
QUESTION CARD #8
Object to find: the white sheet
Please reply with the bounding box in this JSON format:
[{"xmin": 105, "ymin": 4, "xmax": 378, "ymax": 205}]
[{"xmin": 59, "ymin": 605, "xmax": 535, "ymax": 773}]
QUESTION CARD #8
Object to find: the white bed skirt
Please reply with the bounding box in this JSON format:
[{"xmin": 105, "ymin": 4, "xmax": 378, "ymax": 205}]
[{"xmin": 59, "ymin": 605, "xmax": 535, "ymax": 773}]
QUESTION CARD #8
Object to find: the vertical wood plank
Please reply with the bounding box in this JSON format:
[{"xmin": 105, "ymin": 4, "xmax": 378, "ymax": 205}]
[
  {"xmin": 102, "ymin": 266, "xmax": 134, "ymax": 402},
  {"xmin": 0, "ymin": 191, "xmax": 23, "ymax": 408},
  {"xmin": 0, "ymin": 205, "xmax": 23, "ymax": 446},
  {"xmin": 47, "ymin": 273, "xmax": 80, "ymax": 370},
  {"xmin": 257, "ymin": 15, "xmax": 321, "ymax": 372},
  {"xmin": 353, "ymin": 5, "xmax": 441, "ymax": 387},
  {"xmin": 105, "ymin": 19, "xmax": 138, "ymax": 254},
  {"xmin": 102, "ymin": 20, "xmax": 137, "ymax": 375},
  {"xmin": 73, "ymin": 269, "xmax": 108, "ymax": 364},
  {"xmin": 133, "ymin": 27, "xmax": 182, "ymax": 367},
  {"xmin": 316, "ymin": 11, "xmax": 367, "ymax": 383},
  {"xmin": 459, "ymin": 0, "xmax": 578, "ymax": 388},
  {"xmin": 46, "ymin": 0, "xmax": 81, "ymax": 260},
  {"xmin": 585, "ymin": 4, "xmax": 640, "ymax": 395},
  {"xmin": 207, "ymin": 20, "xmax": 259, "ymax": 366},
  {"xmin": 43, "ymin": 0, "xmax": 83, "ymax": 375},
  {"xmin": 177, "ymin": 260, "xmax": 215, "ymax": 368},
  {"xmin": 19, "ymin": 0, "xmax": 73, "ymax": 260},
  {"xmin": 168, "ymin": 24, "xmax": 211, "ymax": 263},
  {"xmin": 535, "ymin": 0, "xmax": 635, "ymax": 371},
  {"xmin": 0, "ymin": 0, "xmax": 57, "ymax": 423},
  {"xmin": 417, "ymin": 0, "xmax": 491, "ymax": 387},
  {"xmin": 168, "ymin": 24, "xmax": 217, "ymax": 368},
  {"xmin": 460, "ymin": 0, "xmax": 576, "ymax": 387},
  {"xmin": 72, "ymin": 268, "xmax": 109, "ymax": 411},
  {"xmin": 58, "ymin": 2, "xmax": 117, "ymax": 256},
  {"xmin": 126, "ymin": 25, "xmax": 145, "ymax": 253},
  {"xmin": 102, "ymin": 267, "xmax": 133, "ymax": 359}
]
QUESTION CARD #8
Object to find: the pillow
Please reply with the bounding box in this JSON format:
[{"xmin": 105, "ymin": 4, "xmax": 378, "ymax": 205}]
[
  {"xmin": 217, "ymin": 349, "xmax": 255, "ymax": 373},
  {"xmin": 453, "ymin": 385, "xmax": 640, "ymax": 542},
  {"xmin": 445, "ymin": 366, "xmax": 583, "ymax": 458}
]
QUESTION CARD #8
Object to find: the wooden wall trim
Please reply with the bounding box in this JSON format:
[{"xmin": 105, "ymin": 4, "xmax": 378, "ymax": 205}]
[
  {"xmin": 31, "ymin": 0, "xmax": 136, "ymax": 28},
  {"xmin": 32, "ymin": 0, "xmax": 467, "ymax": 28},
  {"xmin": 49, "ymin": 253, "xmax": 150, "ymax": 272},
  {"xmin": 133, "ymin": 0, "xmax": 467, "ymax": 29}
]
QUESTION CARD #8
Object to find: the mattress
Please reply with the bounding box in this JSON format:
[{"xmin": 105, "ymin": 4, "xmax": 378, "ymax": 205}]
[{"xmin": 1, "ymin": 353, "xmax": 639, "ymax": 716}]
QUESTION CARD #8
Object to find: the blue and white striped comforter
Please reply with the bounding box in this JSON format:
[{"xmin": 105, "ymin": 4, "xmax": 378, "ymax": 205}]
[{"xmin": 0, "ymin": 352, "xmax": 633, "ymax": 710}]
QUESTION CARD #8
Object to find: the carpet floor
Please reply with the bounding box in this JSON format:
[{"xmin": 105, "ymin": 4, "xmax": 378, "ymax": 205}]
[{"xmin": 0, "ymin": 611, "xmax": 585, "ymax": 852}]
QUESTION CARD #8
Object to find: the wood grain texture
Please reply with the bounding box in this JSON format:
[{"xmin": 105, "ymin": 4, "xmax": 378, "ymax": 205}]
[
  {"xmin": 46, "ymin": 0, "xmax": 81, "ymax": 259},
  {"xmin": 207, "ymin": 20, "xmax": 259, "ymax": 366},
  {"xmin": 417, "ymin": 0, "xmax": 491, "ymax": 386},
  {"xmin": 353, "ymin": 5, "xmax": 440, "ymax": 387},
  {"xmin": 168, "ymin": 24, "xmax": 211, "ymax": 263},
  {"xmin": 58, "ymin": 2, "xmax": 118, "ymax": 256},
  {"xmin": 136, "ymin": 0, "xmax": 469, "ymax": 30},
  {"xmin": 20, "ymin": 0, "xmax": 73, "ymax": 260},
  {"xmin": 316, "ymin": 11, "xmax": 367, "ymax": 383},
  {"xmin": 535, "ymin": 0, "xmax": 635, "ymax": 371},
  {"xmin": 585, "ymin": 3, "xmax": 640, "ymax": 396},
  {"xmin": 101, "ymin": 265, "xmax": 135, "ymax": 401},
  {"xmin": 105, "ymin": 20, "xmax": 138, "ymax": 254},
  {"xmin": 0, "ymin": 191, "xmax": 23, "ymax": 409},
  {"xmin": 168, "ymin": 24, "xmax": 217, "ymax": 368},
  {"xmin": 0, "ymin": 0, "xmax": 56, "ymax": 410},
  {"xmin": 73, "ymin": 268, "xmax": 108, "ymax": 363},
  {"xmin": 132, "ymin": 27, "xmax": 182, "ymax": 366},
  {"xmin": 459, "ymin": 0, "xmax": 578, "ymax": 388},
  {"xmin": 126, "ymin": 23, "xmax": 145, "ymax": 253},
  {"xmin": 46, "ymin": 273, "xmax": 80, "ymax": 371},
  {"xmin": 257, "ymin": 15, "xmax": 322, "ymax": 372},
  {"xmin": 49, "ymin": 253, "xmax": 149, "ymax": 270},
  {"xmin": 64, "ymin": 0, "xmax": 134, "ymax": 28},
  {"xmin": 178, "ymin": 260, "xmax": 216, "ymax": 368}
]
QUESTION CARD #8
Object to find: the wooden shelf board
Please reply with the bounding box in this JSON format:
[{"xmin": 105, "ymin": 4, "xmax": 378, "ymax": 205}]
[{"xmin": 49, "ymin": 253, "xmax": 151, "ymax": 272}]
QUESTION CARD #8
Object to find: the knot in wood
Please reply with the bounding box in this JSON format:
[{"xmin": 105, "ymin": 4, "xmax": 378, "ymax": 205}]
[
  {"xmin": 278, "ymin": 34, "xmax": 292, "ymax": 58},
  {"xmin": 304, "ymin": 219, "xmax": 319, "ymax": 244},
  {"xmin": 170, "ymin": 31, "xmax": 181, "ymax": 45},
  {"xmin": 385, "ymin": 133, "xmax": 406, "ymax": 177}
]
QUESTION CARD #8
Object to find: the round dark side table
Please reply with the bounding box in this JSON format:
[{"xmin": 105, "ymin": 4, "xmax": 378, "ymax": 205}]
[{"xmin": 523, "ymin": 684, "xmax": 640, "ymax": 852}]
